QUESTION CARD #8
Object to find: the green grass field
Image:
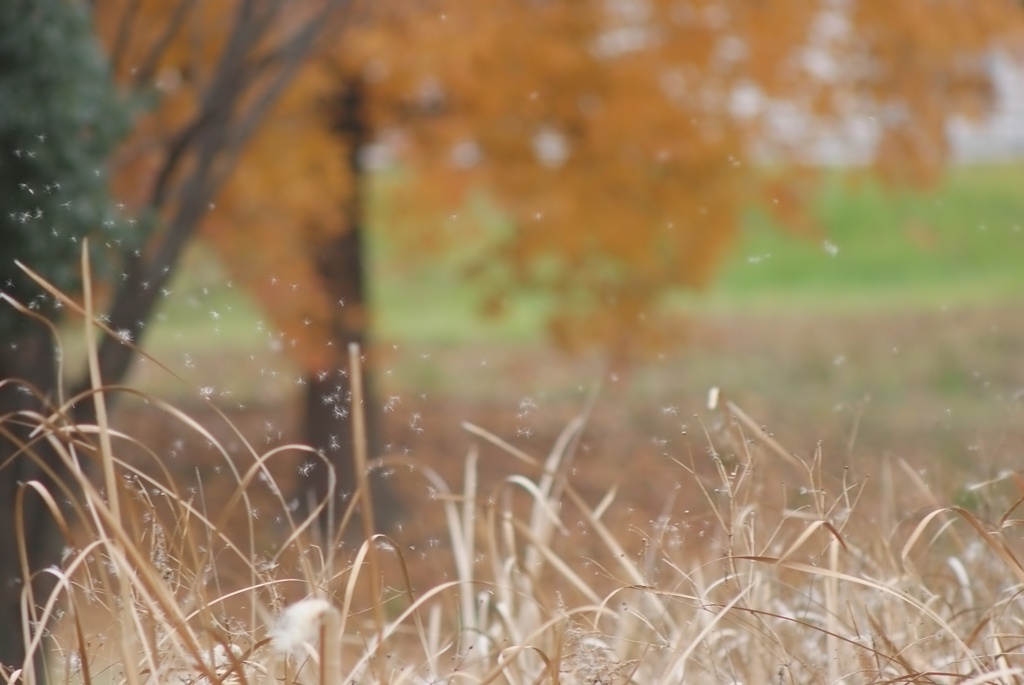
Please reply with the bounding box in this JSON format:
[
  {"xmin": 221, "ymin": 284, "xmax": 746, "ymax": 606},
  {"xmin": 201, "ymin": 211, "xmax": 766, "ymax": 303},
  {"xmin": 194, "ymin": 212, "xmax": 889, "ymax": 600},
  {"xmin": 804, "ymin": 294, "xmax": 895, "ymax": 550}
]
[
  {"xmin": 127, "ymin": 162, "xmax": 1024, "ymax": 409},
  {"xmin": 711, "ymin": 165, "xmax": 1024, "ymax": 309},
  {"xmin": 367, "ymin": 164, "xmax": 1024, "ymax": 343},
  {"xmin": 149, "ymin": 163, "xmax": 1024, "ymax": 349},
  {"xmin": 103, "ymin": 163, "xmax": 1017, "ymax": 427}
]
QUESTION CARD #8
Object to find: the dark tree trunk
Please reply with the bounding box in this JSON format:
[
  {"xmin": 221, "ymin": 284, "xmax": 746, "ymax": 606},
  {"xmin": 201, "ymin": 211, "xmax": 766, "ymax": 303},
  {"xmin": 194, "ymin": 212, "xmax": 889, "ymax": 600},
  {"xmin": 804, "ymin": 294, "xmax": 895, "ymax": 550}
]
[
  {"xmin": 0, "ymin": 320, "xmax": 65, "ymax": 679},
  {"xmin": 301, "ymin": 77, "xmax": 403, "ymax": 537},
  {"xmin": 1, "ymin": 2, "xmax": 350, "ymax": 673}
]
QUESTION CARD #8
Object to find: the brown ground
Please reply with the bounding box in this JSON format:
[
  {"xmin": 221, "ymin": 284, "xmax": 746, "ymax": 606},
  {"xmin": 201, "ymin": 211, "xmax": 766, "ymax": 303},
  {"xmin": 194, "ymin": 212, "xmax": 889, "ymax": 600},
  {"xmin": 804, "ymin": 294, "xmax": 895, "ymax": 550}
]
[{"xmin": 109, "ymin": 303, "xmax": 1024, "ymax": 584}]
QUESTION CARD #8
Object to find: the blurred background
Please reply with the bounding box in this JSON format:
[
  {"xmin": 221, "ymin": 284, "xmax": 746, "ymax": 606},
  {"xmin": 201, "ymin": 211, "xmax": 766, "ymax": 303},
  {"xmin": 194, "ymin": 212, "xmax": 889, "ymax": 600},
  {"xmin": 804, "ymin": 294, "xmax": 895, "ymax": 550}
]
[
  {"xmin": 3, "ymin": 0, "xmax": 1024, "ymax": 537},
  {"xmin": 8, "ymin": 2, "xmax": 1024, "ymax": 676}
]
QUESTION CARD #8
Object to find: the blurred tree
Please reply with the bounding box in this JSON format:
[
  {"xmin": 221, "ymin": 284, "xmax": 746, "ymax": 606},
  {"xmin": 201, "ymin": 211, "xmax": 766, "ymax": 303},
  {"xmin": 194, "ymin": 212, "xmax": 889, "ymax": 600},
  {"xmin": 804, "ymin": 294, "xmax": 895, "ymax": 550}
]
[
  {"xmin": 201, "ymin": 0, "xmax": 1024, "ymax": 359},
  {"xmin": 197, "ymin": 0, "xmax": 1024, "ymax": 522},
  {"xmin": 4, "ymin": 5, "xmax": 1021, "ymax": 672},
  {"xmin": 0, "ymin": 0, "xmax": 136, "ymax": 674},
  {"xmin": 353, "ymin": 0, "xmax": 1024, "ymax": 351},
  {"xmin": 93, "ymin": 0, "xmax": 403, "ymax": 533},
  {"xmin": 0, "ymin": 0, "xmax": 349, "ymax": 674}
]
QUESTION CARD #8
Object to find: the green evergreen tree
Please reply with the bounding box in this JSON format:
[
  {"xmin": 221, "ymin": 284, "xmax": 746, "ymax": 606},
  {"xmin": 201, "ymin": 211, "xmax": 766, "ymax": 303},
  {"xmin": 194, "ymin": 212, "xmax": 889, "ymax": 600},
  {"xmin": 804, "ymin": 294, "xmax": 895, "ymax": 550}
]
[
  {"xmin": 0, "ymin": 0, "xmax": 138, "ymax": 335},
  {"xmin": 0, "ymin": 0, "xmax": 139, "ymax": 676}
]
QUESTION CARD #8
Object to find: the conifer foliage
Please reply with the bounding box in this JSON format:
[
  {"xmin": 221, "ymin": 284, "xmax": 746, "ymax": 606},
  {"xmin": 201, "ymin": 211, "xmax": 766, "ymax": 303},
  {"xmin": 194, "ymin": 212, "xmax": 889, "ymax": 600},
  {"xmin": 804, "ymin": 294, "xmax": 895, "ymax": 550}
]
[
  {"xmin": 0, "ymin": 0, "xmax": 348, "ymax": 673},
  {"xmin": 0, "ymin": 0, "xmax": 137, "ymax": 335},
  {"xmin": 0, "ymin": 0, "xmax": 140, "ymax": 674}
]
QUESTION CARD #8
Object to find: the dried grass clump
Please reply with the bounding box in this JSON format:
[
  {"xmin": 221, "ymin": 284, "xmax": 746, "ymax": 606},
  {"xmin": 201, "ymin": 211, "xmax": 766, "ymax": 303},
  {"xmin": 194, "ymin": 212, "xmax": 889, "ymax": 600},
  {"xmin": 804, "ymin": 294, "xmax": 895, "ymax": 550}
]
[{"xmin": 3, "ymin": 255, "xmax": 1024, "ymax": 685}]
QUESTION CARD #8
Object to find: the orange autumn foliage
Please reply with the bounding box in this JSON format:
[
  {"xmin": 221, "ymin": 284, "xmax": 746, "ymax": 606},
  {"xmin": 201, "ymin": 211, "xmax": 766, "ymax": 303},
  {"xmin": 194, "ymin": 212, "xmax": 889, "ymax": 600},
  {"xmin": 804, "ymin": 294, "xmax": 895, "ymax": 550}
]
[
  {"xmin": 94, "ymin": 0, "xmax": 351, "ymax": 369},
  {"xmin": 95, "ymin": 0, "xmax": 1024, "ymax": 366},
  {"xmin": 342, "ymin": 0, "xmax": 1024, "ymax": 353}
]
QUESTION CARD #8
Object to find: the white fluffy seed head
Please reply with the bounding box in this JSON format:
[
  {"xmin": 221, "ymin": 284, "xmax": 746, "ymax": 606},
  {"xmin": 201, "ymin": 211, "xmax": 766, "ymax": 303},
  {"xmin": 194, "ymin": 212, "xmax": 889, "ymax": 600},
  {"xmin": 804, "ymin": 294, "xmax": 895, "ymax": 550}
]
[
  {"xmin": 707, "ymin": 386, "xmax": 720, "ymax": 410},
  {"xmin": 270, "ymin": 598, "xmax": 338, "ymax": 656}
]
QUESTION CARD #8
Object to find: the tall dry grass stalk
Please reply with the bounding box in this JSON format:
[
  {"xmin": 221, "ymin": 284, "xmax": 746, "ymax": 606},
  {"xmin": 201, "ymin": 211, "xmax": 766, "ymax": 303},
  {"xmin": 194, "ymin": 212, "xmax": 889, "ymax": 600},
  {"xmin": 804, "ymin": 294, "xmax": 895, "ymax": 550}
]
[{"xmin": 2, "ymin": 253, "xmax": 1024, "ymax": 684}]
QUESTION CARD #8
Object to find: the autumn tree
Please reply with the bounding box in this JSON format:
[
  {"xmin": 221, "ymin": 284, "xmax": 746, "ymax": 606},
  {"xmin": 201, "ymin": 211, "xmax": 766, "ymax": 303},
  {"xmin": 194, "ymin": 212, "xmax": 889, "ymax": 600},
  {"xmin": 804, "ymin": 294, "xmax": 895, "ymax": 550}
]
[
  {"xmin": 352, "ymin": 0, "xmax": 1024, "ymax": 350},
  {"xmin": 0, "ymin": 0, "xmax": 349, "ymax": 673},
  {"xmin": 4, "ymin": 0, "xmax": 1021, "ymax": 670},
  {"xmin": 200, "ymin": 0, "xmax": 1024, "ymax": 517},
  {"xmin": 206, "ymin": 0, "xmax": 1024, "ymax": 360}
]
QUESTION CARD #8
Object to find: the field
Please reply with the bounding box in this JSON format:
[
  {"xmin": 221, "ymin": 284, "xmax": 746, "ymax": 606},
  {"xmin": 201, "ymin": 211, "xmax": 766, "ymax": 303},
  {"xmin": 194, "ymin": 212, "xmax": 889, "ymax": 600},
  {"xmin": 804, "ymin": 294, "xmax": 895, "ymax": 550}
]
[
  {"xmin": 130, "ymin": 164, "xmax": 1024, "ymax": 503},
  {"xmin": 9, "ymin": 164, "xmax": 1024, "ymax": 683}
]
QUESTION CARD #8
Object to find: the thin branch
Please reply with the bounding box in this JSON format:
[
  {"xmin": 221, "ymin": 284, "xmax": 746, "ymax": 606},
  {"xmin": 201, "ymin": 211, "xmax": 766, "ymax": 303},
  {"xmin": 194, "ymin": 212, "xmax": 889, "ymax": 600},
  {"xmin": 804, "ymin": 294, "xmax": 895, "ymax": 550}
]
[
  {"xmin": 209, "ymin": 1, "xmax": 352, "ymax": 191},
  {"xmin": 148, "ymin": 0, "xmax": 279, "ymax": 209},
  {"xmin": 108, "ymin": 0, "xmax": 144, "ymax": 77},
  {"xmin": 80, "ymin": 0, "xmax": 353, "ymax": 398},
  {"xmin": 132, "ymin": 0, "xmax": 199, "ymax": 87}
]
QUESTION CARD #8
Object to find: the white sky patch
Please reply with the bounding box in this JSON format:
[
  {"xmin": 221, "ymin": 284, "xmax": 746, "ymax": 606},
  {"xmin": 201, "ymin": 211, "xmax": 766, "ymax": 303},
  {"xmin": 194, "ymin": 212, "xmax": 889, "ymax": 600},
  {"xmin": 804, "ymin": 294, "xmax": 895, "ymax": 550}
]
[
  {"xmin": 730, "ymin": 81, "xmax": 764, "ymax": 119},
  {"xmin": 592, "ymin": 26, "xmax": 660, "ymax": 58},
  {"xmin": 592, "ymin": 0, "xmax": 661, "ymax": 58},
  {"xmin": 532, "ymin": 126, "xmax": 570, "ymax": 168},
  {"xmin": 605, "ymin": 0, "xmax": 651, "ymax": 24},
  {"xmin": 358, "ymin": 142, "xmax": 393, "ymax": 172},
  {"xmin": 800, "ymin": 46, "xmax": 840, "ymax": 83},
  {"xmin": 450, "ymin": 139, "xmax": 482, "ymax": 169},
  {"xmin": 813, "ymin": 2, "xmax": 851, "ymax": 43},
  {"xmin": 714, "ymin": 35, "xmax": 747, "ymax": 65}
]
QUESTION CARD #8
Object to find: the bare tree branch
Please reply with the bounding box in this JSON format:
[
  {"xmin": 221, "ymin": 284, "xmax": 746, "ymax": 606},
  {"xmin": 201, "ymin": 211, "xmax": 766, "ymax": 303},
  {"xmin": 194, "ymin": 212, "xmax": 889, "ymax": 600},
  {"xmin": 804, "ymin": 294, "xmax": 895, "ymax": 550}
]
[
  {"xmin": 108, "ymin": 0, "xmax": 144, "ymax": 76},
  {"xmin": 210, "ymin": 3, "xmax": 355, "ymax": 190},
  {"xmin": 151, "ymin": 0, "xmax": 323, "ymax": 215},
  {"xmin": 77, "ymin": 0, "xmax": 352, "ymax": 398},
  {"xmin": 131, "ymin": 0, "xmax": 199, "ymax": 87}
]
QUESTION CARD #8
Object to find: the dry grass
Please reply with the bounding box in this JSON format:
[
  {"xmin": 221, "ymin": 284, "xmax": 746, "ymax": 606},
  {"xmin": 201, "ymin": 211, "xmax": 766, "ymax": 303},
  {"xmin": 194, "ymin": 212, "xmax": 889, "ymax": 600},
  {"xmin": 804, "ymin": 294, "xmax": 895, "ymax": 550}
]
[{"xmin": 4, "ymin": 256, "xmax": 1024, "ymax": 685}]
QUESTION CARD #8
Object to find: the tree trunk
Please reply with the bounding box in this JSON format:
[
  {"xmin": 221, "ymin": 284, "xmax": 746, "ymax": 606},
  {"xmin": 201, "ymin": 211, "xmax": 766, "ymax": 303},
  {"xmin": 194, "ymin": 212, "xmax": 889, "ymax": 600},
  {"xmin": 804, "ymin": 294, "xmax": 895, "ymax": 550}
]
[
  {"xmin": 1, "ymin": 2, "xmax": 351, "ymax": 672},
  {"xmin": 301, "ymin": 77, "xmax": 403, "ymax": 538},
  {"xmin": 0, "ymin": 320, "xmax": 64, "ymax": 679}
]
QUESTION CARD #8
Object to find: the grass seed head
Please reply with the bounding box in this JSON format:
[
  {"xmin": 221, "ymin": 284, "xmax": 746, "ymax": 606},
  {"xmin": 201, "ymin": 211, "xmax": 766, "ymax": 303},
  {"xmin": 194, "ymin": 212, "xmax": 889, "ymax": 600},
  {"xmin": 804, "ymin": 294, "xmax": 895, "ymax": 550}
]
[{"xmin": 270, "ymin": 598, "xmax": 338, "ymax": 657}]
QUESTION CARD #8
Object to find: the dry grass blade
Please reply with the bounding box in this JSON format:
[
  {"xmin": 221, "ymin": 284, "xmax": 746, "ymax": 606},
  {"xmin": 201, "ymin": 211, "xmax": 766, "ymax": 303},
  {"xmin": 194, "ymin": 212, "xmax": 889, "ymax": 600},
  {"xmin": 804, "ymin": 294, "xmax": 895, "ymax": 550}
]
[
  {"xmin": 6, "ymin": 251, "xmax": 1024, "ymax": 684},
  {"xmin": 732, "ymin": 554, "xmax": 982, "ymax": 672},
  {"xmin": 776, "ymin": 518, "xmax": 848, "ymax": 565},
  {"xmin": 655, "ymin": 582, "xmax": 755, "ymax": 685},
  {"xmin": 721, "ymin": 396, "xmax": 804, "ymax": 471},
  {"xmin": 348, "ymin": 342, "xmax": 384, "ymax": 641},
  {"xmin": 12, "ymin": 258, "xmax": 183, "ymax": 383},
  {"xmin": 461, "ymin": 420, "xmax": 539, "ymax": 468}
]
